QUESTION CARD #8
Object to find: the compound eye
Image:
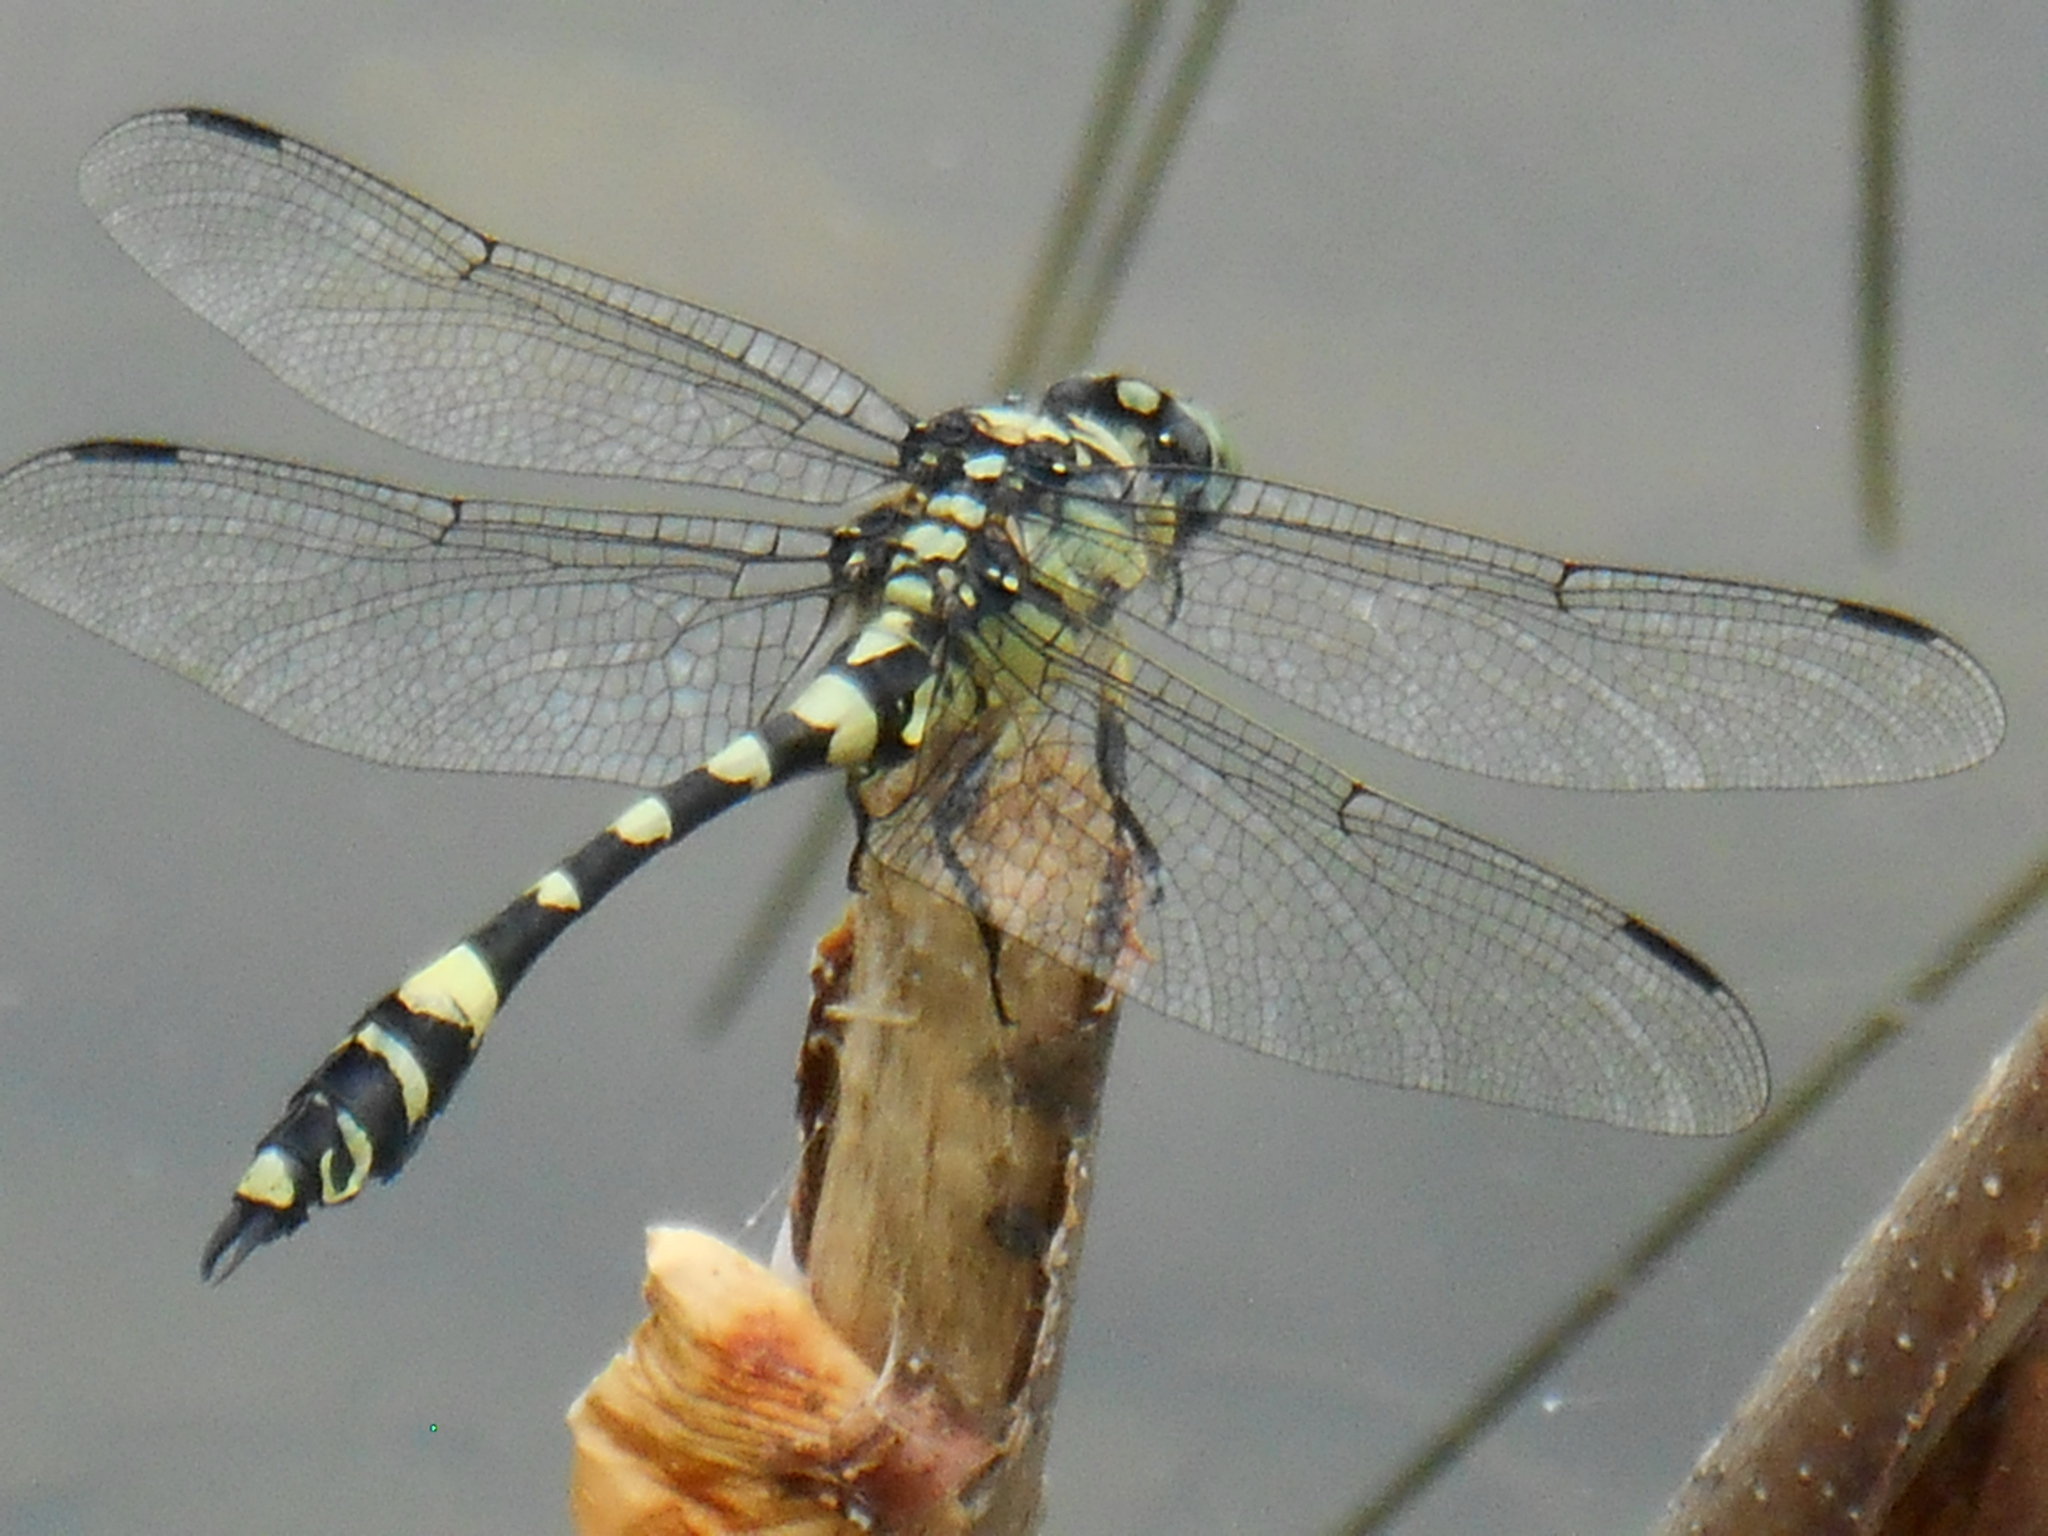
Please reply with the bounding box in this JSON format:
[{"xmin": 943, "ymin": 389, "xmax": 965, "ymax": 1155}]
[
  {"xmin": 1041, "ymin": 375, "xmax": 1101, "ymax": 417},
  {"xmin": 1153, "ymin": 407, "xmax": 1215, "ymax": 470}
]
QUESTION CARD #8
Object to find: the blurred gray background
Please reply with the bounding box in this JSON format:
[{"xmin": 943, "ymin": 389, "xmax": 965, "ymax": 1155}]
[{"xmin": 0, "ymin": 5, "xmax": 2043, "ymax": 1533}]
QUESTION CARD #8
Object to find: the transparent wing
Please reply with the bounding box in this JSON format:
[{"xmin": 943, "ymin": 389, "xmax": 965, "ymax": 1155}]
[
  {"xmin": 79, "ymin": 109, "xmax": 913, "ymax": 503},
  {"xmin": 0, "ymin": 442, "xmax": 842, "ymax": 786},
  {"xmin": 1118, "ymin": 472, "xmax": 2005, "ymax": 790},
  {"xmin": 1112, "ymin": 654, "xmax": 1766, "ymax": 1131},
  {"xmin": 863, "ymin": 617, "xmax": 1767, "ymax": 1134}
]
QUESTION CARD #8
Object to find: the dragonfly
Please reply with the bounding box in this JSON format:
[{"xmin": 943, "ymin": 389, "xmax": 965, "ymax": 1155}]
[{"xmin": 0, "ymin": 109, "xmax": 2004, "ymax": 1281}]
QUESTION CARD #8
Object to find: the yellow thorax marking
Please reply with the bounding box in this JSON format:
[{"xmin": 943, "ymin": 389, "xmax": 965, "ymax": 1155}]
[
  {"xmin": 883, "ymin": 571, "xmax": 935, "ymax": 615},
  {"xmin": 900, "ymin": 521, "xmax": 970, "ymax": 565},
  {"xmin": 973, "ymin": 404, "xmax": 1070, "ymax": 447},
  {"xmin": 927, "ymin": 491, "xmax": 987, "ymax": 529}
]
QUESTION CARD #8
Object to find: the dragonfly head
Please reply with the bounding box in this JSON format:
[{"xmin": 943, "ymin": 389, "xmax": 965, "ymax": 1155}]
[
  {"xmin": 1038, "ymin": 373, "xmax": 1234, "ymax": 478},
  {"xmin": 1039, "ymin": 374, "xmax": 1234, "ymax": 549}
]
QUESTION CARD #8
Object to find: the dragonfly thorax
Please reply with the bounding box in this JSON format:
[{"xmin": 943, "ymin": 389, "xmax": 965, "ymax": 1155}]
[{"xmin": 878, "ymin": 374, "xmax": 1231, "ymax": 633}]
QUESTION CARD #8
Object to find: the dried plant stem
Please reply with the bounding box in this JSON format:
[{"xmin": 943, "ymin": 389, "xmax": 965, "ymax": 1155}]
[
  {"xmin": 791, "ymin": 861, "xmax": 1119, "ymax": 1533},
  {"xmin": 568, "ymin": 1228, "xmax": 995, "ymax": 1535},
  {"xmin": 573, "ymin": 809, "xmax": 1121, "ymax": 1535},
  {"xmin": 1658, "ymin": 991, "xmax": 2048, "ymax": 1533}
]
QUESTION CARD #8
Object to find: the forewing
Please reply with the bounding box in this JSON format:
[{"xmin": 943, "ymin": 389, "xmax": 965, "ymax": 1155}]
[
  {"xmin": 0, "ymin": 443, "xmax": 838, "ymax": 786},
  {"xmin": 1124, "ymin": 472, "xmax": 2004, "ymax": 789},
  {"xmin": 79, "ymin": 109, "xmax": 913, "ymax": 502}
]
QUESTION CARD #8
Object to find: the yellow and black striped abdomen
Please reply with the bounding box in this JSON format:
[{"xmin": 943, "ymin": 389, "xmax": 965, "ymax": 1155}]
[{"xmin": 202, "ymin": 609, "xmax": 946, "ymax": 1278}]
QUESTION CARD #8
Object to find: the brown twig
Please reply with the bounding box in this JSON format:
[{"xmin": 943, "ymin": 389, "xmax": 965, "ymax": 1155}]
[
  {"xmin": 1657, "ymin": 991, "xmax": 2048, "ymax": 1533},
  {"xmin": 790, "ymin": 865, "xmax": 1117, "ymax": 1533}
]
